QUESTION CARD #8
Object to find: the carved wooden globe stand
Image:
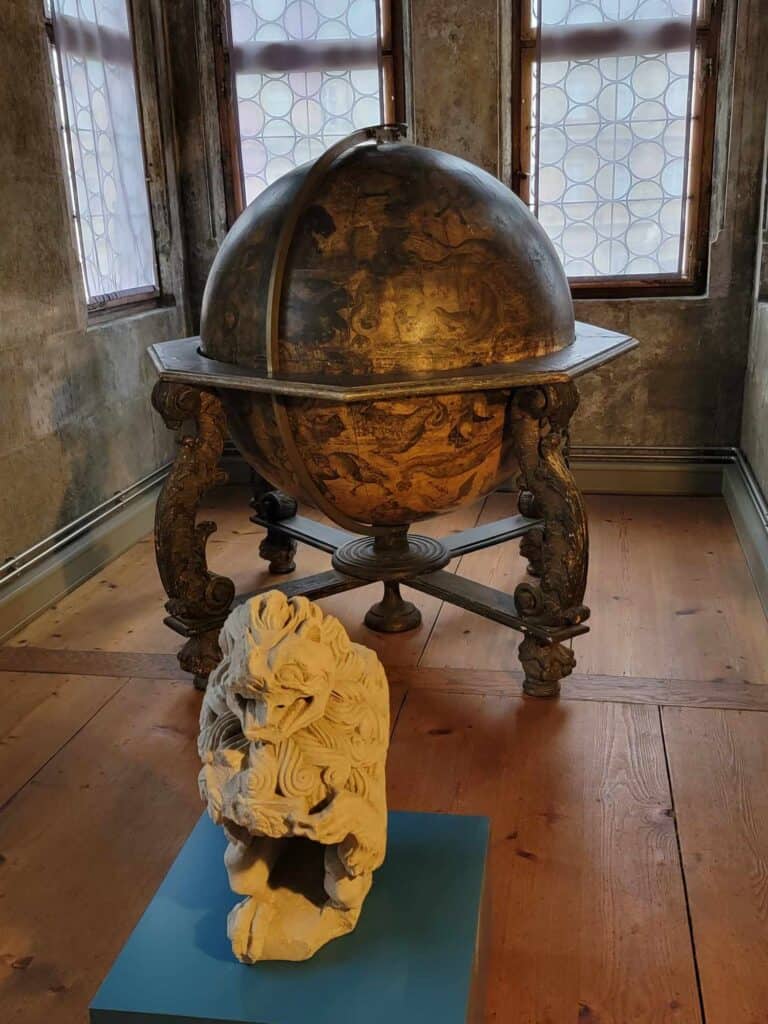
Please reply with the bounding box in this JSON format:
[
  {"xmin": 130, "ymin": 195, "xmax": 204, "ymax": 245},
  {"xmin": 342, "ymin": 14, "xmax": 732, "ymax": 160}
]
[{"xmin": 149, "ymin": 126, "xmax": 636, "ymax": 697}]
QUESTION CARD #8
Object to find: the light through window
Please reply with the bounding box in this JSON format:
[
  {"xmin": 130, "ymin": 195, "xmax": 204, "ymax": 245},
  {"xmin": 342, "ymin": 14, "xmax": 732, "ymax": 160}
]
[
  {"xmin": 225, "ymin": 0, "xmax": 396, "ymax": 208},
  {"xmin": 520, "ymin": 0, "xmax": 718, "ymax": 288},
  {"xmin": 47, "ymin": 0, "xmax": 157, "ymax": 309}
]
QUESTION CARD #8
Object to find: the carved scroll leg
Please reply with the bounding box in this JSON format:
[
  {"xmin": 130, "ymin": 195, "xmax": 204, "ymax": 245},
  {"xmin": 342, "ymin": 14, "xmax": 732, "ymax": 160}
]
[
  {"xmin": 252, "ymin": 489, "xmax": 298, "ymax": 575},
  {"xmin": 152, "ymin": 381, "xmax": 236, "ymax": 690},
  {"xmin": 510, "ymin": 383, "xmax": 590, "ymax": 698},
  {"xmin": 518, "ymin": 490, "xmax": 543, "ymax": 578}
]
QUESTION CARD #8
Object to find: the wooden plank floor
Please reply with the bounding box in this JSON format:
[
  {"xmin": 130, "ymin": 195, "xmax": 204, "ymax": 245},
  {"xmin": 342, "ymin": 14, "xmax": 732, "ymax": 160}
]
[
  {"xmin": 663, "ymin": 708, "xmax": 768, "ymax": 1024},
  {"xmin": 1, "ymin": 487, "xmax": 767, "ymax": 1023}
]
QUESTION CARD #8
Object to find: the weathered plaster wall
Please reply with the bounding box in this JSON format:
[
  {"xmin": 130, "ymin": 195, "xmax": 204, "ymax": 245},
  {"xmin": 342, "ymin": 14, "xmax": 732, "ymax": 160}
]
[
  {"xmin": 409, "ymin": 0, "xmax": 500, "ymax": 177},
  {"xmin": 742, "ymin": 304, "xmax": 768, "ymax": 495},
  {"xmin": 740, "ymin": 101, "xmax": 768, "ymax": 496},
  {"xmin": 0, "ymin": 2, "xmax": 184, "ymax": 561},
  {"xmin": 407, "ymin": 0, "xmax": 768, "ymax": 449}
]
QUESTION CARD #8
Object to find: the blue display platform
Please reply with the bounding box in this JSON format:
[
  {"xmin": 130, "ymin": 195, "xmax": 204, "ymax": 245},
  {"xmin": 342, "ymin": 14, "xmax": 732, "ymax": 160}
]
[{"xmin": 90, "ymin": 810, "xmax": 489, "ymax": 1024}]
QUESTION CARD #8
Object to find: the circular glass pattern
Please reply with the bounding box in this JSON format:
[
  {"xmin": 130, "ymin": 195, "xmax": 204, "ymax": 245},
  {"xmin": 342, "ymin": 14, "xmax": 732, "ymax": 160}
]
[
  {"xmin": 55, "ymin": 6, "xmax": 157, "ymax": 300},
  {"xmin": 531, "ymin": 37, "xmax": 693, "ymax": 277},
  {"xmin": 233, "ymin": 0, "xmax": 383, "ymax": 204}
]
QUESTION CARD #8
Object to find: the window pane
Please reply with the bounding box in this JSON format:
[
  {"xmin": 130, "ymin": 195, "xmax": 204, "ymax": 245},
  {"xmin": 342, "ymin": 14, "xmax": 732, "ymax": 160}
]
[
  {"xmin": 530, "ymin": 0, "xmax": 697, "ymax": 279},
  {"xmin": 229, "ymin": 0, "xmax": 384, "ymax": 205},
  {"xmin": 51, "ymin": 0, "xmax": 157, "ymax": 303},
  {"xmin": 535, "ymin": 0, "xmax": 695, "ymax": 27}
]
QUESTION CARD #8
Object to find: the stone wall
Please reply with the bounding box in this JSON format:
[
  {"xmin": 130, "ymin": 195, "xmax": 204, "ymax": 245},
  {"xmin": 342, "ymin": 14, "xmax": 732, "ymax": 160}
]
[
  {"xmin": 739, "ymin": 58, "xmax": 768, "ymax": 498},
  {"xmin": 742, "ymin": 304, "xmax": 768, "ymax": 496},
  {"xmin": 0, "ymin": 2, "xmax": 185, "ymax": 560}
]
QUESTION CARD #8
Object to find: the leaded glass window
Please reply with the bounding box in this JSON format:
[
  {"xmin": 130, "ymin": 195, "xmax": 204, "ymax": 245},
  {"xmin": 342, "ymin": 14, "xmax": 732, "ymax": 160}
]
[
  {"xmin": 224, "ymin": 0, "xmax": 397, "ymax": 208},
  {"xmin": 47, "ymin": 0, "xmax": 158, "ymax": 309},
  {"xmin": 518, "ymin": 0, "xmax": 720, "ymax": 291}
]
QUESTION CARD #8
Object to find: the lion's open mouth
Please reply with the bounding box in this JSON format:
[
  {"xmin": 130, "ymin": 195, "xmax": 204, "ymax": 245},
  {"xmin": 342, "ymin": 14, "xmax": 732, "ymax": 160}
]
[{"xmin": 268, "ymin": 836, "xmax": 327, "ymax": 908}]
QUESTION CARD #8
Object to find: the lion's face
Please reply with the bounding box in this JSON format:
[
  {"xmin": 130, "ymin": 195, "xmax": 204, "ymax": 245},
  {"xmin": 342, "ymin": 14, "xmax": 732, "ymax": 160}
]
[{"xmin": 215, "ymin": 594, "xmax": 337, "ymax": 745}]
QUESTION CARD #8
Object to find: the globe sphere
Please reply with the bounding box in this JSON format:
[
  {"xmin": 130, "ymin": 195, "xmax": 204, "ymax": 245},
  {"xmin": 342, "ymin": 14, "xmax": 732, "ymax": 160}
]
[{"xmin": 200, "ymin": 138, "xmax": 574, "ymax": 528}]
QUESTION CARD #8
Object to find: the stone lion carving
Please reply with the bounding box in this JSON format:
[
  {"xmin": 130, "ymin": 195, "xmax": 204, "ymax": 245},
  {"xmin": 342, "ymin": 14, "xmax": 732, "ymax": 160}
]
[{"xmin": 198, "ymin": 590, "xmax": 389, "ymax": 962}]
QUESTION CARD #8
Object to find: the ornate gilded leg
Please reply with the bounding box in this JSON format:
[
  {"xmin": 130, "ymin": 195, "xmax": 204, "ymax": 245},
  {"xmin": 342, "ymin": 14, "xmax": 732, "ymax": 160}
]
[
  {"xmin": 252, "ymin": 489, "xmax": 298, "ymax": 574},
  {"xmin": 510, "ymin": 383, "xmax": 589, "ymax": 697},
  {"xmin": 518, "ymin": 490, "xmax": 543, "ymax": 578},
  {"xmin": 152, "ymin": 381, "xmax": 235, "ymax": 689}
]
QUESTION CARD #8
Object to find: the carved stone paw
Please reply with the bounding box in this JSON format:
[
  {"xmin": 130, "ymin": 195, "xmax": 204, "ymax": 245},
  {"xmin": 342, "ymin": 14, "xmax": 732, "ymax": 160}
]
[{"xmin": 227, "ymin": 895, "xmax": 275, "ymax": 964}]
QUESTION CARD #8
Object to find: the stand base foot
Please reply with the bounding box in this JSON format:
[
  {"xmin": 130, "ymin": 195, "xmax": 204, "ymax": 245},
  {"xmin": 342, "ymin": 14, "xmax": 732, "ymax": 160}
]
[
  {"xmin": 176, "ymin": 630, "xmax": 222, "ymax": 692},
  {"xmin": 522, "ymin": 677, "xmax": 561, "ymax": 699},
  {"xmin": 259, "ymin": 531, "xmax": 297, "ymax": 575},
  {"xmin": 364, "ymin": 582, "xmax": 422, "ymax": 633},
  {"xmin": 518, "ymin": 635, "xmax": 575, "ymax": 699}
]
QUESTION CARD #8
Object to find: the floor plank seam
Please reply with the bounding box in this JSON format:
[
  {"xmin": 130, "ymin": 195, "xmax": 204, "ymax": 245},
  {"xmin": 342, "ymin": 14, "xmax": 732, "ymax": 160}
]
[
  {"xmin": 389, "ymin": 685, "xmax": 409, "ymax": 740},
  {"xmin": 658, "ymin": 704, "xmax": 708, "ymax": 1024},
  {"xmin": 413, "ymin": 494, "xmax": 487, "ymax": 669},
  {"xmin": 5, "ymin": 649, "xmax": 768, "ymax": 713},
  {"xmin": 0, "ymin": 675, "xmax": 132, "ymax": 816}
]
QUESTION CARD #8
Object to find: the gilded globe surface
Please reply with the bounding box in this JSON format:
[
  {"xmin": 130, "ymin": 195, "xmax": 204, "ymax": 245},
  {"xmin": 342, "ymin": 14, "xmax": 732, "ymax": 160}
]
[{"xmin": 200, "ymin": 139, "xmax": 574, "ymax": 527}]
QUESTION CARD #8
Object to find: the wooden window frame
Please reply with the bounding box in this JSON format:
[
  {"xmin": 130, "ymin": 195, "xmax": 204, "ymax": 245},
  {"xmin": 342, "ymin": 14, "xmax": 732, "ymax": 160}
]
[
  {"xmin": 44, "ymin": 1, "xmax": 162, "ymax": 317},
  {"xmin": 511, "ymin": 0, "xmax": 723, "ymax": 299},
  {"xmin": 212, "ymin": 0, "xmax": 407, "ymax": 226}
]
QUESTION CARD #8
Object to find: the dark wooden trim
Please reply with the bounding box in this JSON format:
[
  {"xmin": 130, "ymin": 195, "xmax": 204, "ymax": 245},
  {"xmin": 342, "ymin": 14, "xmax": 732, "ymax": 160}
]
[
  {"xmin": 685, "ymin": 0, "xmax": 723, "ymax": 292},
  {"xmin": 2, "ymin": 649, "xmax": 767, "ymax": 711},
  {"xmin": 86, "ymin": 294, "xmax": 165, "ymax": 325},
  {"xmin": 569, "ymin": 275, "xmax": 703, "ymax": 300},
  {"xmin": 0, "ymin": 648, "xmax": 186, "ymax": 680},
  {"xmin": 129, "ymin": 0, "xmax": 188, "ymax": 314},
  {"xmin": 386, "ymin": 0, "xmax": 407, "ymax": 123},
  {"xmin": 122, "ymin": 0, "xmax": 162, "ymax": 299},
  {"xmin": 86, "ymin": 285, "xmax": 159, "ymax": 315},
  {"xmin": 148, "ymin": 326, "xmax": 638, "ymax": 399},
  {"xmin": 211, "ymin": 0, "xmax": 245, "ymax": 223},
  {"xmin": 387, "ymin": 666, "xmax": 768, "ymax": 710},
  {"xmin": 236, "ymin": 569, "xmax": 366, "ymax": 606},
  {"xmin": 406, "ymin": 570, "xmax": 589, "ymax": 644},
  {"xmin": 442, "ymin": 513, "xmax": 542, "ymax": 556}
]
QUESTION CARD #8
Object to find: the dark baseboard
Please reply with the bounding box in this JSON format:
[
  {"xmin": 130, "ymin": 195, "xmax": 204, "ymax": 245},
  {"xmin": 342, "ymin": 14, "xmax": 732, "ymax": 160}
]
[
  {"xmin": 569, "ymin": 445, "xmax": 734, "ymax": 495},
  {"xmin": 0, "ymin": 466, "xmax": 169, "ymax": 644},
  {"xmin": 723, "ymin": 452, "xmax": 768, "ymax": 616}
]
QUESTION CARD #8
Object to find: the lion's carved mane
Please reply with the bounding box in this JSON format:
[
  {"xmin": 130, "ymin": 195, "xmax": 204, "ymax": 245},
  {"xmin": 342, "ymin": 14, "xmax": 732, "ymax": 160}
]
[{"xmin": 198, "ymin": 591, "xmax": 389, "ymax": 962}]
